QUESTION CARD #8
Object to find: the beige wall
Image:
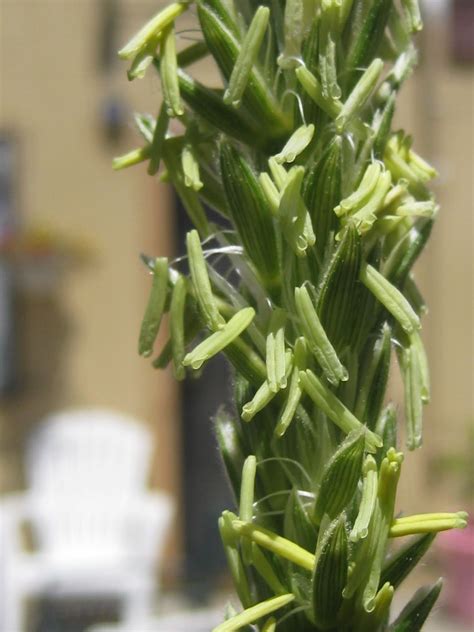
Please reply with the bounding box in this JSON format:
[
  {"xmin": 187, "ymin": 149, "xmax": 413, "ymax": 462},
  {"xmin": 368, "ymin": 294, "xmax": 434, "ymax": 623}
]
[
  {"xmin": 394, "ymin": 17, "xmax": 473, "ymax": 512},
  {"xmin": 0, "ymin": 0, "xmax": 182, "ymax": 575}
]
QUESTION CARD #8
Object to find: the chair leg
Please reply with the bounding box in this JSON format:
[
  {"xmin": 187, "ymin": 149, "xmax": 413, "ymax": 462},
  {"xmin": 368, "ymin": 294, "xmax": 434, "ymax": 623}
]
[
  {"xmin": 1, "ymin": 588, "xmax": 24, "ymax": 632},
  {"xmin": 121, "ymin": 580, "xmax": 155, "ymax": 627}
]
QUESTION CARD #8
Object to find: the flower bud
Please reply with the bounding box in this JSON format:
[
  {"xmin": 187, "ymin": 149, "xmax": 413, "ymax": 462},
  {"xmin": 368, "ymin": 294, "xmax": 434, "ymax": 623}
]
[
  {"xmin": 220, "ymin": 143, "xmax": 279, "ymax": 289},
  {"xmin": 316, "ymin": 223, "xmax": 362, "ymax": 353},
  {"xmin": 302, "ymin": 136, "xmax": 342, "ymax": 257},
  {"xmin": 312, "ymin": 514, "xmax": 349, "ymax": 629},
  {"xmin": 314, "ymin": 429, "xmax": 366, "ymax": 524},
  {"xmin": 223, "ymin": 6, "xmax": 270, "ymax": 108}
]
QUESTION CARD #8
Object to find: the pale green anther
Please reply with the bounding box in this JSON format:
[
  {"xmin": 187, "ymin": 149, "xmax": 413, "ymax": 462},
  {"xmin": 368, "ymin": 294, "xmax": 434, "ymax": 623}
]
[
  {"xmin": 350, "ymin": 455, "xmax": 378, "ymax": 541},
  {"xmin": 401, "ymin": 0, "xmax": 423, "ymax": 32},
  {"xmin": 360, "ymin": 449, "xmax": 403, "ymax": 611},
  {"xmin": 239, "ymin": 454, "xmax": 257, "ymax": 565},
  {"xmin": 382, "ymin": 181, "xmax": 410, "ymax": 213},
  {"xmin": 390, "ymin": 512, "xmax": 468, "ymax": 537},
  {"xmin": 348, "ymin": 169, "xmax": 392, "ymax": 235},
  {"xmin": 409, "ymin": 330, "xmax": 430, "ymax": 404},
  {"xmin": 118, "ymin": 2, "xmax": 188, "ymax": 59},
  {"xmin": 259, "ymin": 173, "xmax": 280, "ymax": 214},
  {"xmin": 262, "ymin": 618, "xmax": 277, "ymax": 632},
  {"xmin": 384, "ymin": 138, "xmax": 435, "ymax": 195},
  {"xmin": 242, "ymin": 351, "xmax": 292, "ymax": 421},
  {"xmin": 373, "ymin": 582, "xmax": 394, "ymax": 616},
  {"xmin": 278, "ymin": 0, "xmax": 305, "ymax": 69},
  {"xmin": 170, "ymin": 275, "xmax": 187, "ymax": 380},
  {"xmin": 240, "ymin": 455, "xmax": 257, "ymax": 524},
  {"xmin": 213, "ymin": 594, "xmax": 295, "ymax": 632},
  {"xmin": 112, "ymin": 145, "xmax": 151, "ymax": 170},
  {"xmin": 294, "ymin": 286, "xmax": 348, "ymax": 385},
  {"xmin": 360, "ymin": 264, "xmax": 420, "ymax": 334},
  {"xmin": 396, "ymin": 201, "xmax": 438, "ymax": 219},
  {"xmin": 181, "ymin": 145, "xmax": 203, "ymax": 191},
  {"xmin": 241, "ymin": 380, "xmax": 276, "ymax": 421},
  {"xmin": 148, "ymin": 105, "xmax": 169, "ymax": 175},
  {"xmin": 384, "ymin": 146, "xmax": 422, "ymax": 190},
  {"xmin": 299, "ymin": 369, "xmax": 382, "ymax": 452},
  {"xmin": 295, "ymin": 66, "xmax": 342, "ymax": 119},
  {"xmin": 399, "ymin": 346, "xmax": 423, "ymax": 450},
  {"xmin": 232, "ymin": 520, "xmax": 315, "ymax": 570},
  {"xmin": 138, "ymin": 257, "xmax": 169, "ymax": 357},
  {"xmin": 343, "ymin": 506, "xmax": 381, "ymax": 600},
  {"xmin": 266, "ymin": 309, "xmax": 287, "ymax": 392},
  {"xmin": 275, "ymin": 124, "xmax": 315, "ymax": 164},
  {"xmin": 160, "ymin": 25, "xmax": 183, "ymax": 117},
  {"xmin": 279, "ymin": 167, "xmax": 315, "ymax": 257},
  {"xmin": 274, "ymin": 337, "xmax": 307, "ymax": 437},
  {"xmin": 268, "ymin": 157, "xmax": 288, "ymax": 191},
  {"xmin": 219, "ymin": 512, "xmax": 252, "ymax": 608},
  {"xmin": 250, "ymin": 544, "xmax": 286, "ymax": 595},
  {"xmin": 293, "ymin": 336, "xmax": 308, "ymax": 369},
  {"xmin": 393, "ymin": 511, "xmax": 468, "ymax": 524},
  {"xmin": 334, "ymin": 162, "xmax": 381, "ymax": 217},
  {"xmin": 183, "ymin": 307, "xmax": 255, "ymax": 370},
  {"xmin": 223, "ymin": 6, "xmax": 270, "ymax": 107},
  {"xmin": 127, "ymin": 35, "xmax": 160, "ymax": 80},
  {"xmin": 354, "ymin": 582, "xmax": 394, "ymax": 632},
  {"xmin": 274, "ymin": 367, "xmax": 302, "ymax": 437},
  {"xmin": 336, "ymin": 59, "xmax": 384, "ymax": 132},
  {"xmin": 408, "ymin": 148, "xmax": 438, "ymax": 181},
  {"xmin": 186, "ymin": 230, "xmax": 224, "ymax": 330},
  {"xmin": 378, "ymin": 448, "xmax": 404, "ymax": 509}
]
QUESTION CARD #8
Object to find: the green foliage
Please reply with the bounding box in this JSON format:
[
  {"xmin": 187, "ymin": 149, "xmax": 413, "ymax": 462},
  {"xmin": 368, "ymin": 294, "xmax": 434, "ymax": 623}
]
[{"xmin": 117, "ymin": 0, "xmax": 467, "ymax": 629}]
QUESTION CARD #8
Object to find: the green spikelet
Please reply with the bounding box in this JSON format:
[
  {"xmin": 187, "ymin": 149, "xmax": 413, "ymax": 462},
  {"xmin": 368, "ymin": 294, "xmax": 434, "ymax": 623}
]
[{"xmin": 117, "ymin": 1, "xmax": 467, "ymax": 629}]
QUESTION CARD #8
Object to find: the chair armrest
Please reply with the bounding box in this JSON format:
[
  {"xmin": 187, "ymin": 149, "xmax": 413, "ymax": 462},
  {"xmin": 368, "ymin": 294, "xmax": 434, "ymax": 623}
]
[{"xmin": 125, "ymin": 492, "xmax": 175, "ymax": 565}]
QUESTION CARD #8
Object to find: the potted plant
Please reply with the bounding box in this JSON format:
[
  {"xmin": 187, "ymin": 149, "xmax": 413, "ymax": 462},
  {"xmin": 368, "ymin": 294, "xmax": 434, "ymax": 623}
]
[{"xmin": 115, "ymin": 1, "xmax": 467, "ymax": 629}]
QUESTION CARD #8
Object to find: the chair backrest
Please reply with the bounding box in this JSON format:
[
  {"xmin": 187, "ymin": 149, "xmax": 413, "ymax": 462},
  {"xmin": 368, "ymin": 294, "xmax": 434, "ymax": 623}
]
[
  {"xmin": 26, "ymin": 408, "xmax": 152, "ymax": 498},
  {"xmin": 24, "ymin": 409, "xmax": 158, "ymax": 557}
]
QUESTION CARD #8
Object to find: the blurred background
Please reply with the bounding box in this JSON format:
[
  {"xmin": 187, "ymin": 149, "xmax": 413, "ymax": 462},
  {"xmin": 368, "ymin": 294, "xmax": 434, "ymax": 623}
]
[{"xmin": 0, "ymin": 0, "xmax": 472, "ymax": 631}]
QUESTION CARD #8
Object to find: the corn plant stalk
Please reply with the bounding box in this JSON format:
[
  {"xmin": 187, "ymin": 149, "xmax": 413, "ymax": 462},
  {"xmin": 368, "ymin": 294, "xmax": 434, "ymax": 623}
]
[{"xmin": 117, "ymin": 1, "xmax": 467, "ymax": 630}]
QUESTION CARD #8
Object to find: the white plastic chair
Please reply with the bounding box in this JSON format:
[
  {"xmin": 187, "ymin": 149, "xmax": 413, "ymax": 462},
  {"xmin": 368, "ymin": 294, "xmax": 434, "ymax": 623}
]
[{"xmin": 0, "ymin": 409, "xmax": 174, "ymax": 632}]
